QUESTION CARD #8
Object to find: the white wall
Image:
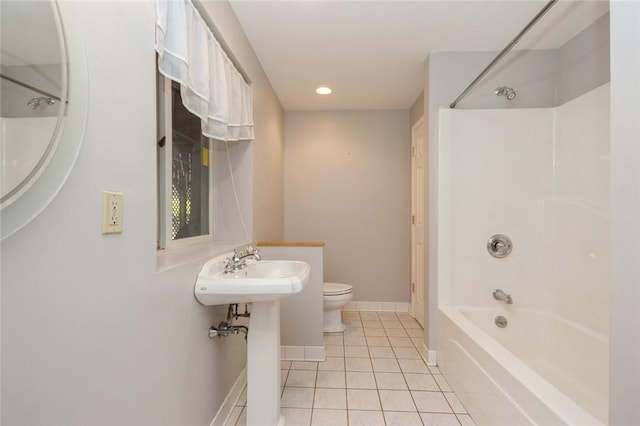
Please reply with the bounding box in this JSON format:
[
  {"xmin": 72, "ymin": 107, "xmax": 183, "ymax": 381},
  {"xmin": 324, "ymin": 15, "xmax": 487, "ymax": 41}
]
[
  {"xmin": 0, "ymin": 1, "xmax": 284, "ymax": 424},
  {"xmin": 284, "ymin": 110, "xmax": 410, "ymax": 303},
  {"xmin": 609, "ymin": 2, "xmax": 640, "ymax": 424}
]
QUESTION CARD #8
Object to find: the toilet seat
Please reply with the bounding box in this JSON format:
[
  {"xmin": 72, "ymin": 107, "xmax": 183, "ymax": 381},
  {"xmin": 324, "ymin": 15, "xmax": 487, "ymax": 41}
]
[{"xmin": 324, "ymin": 282, "xmax": 353, "ymax": 296}]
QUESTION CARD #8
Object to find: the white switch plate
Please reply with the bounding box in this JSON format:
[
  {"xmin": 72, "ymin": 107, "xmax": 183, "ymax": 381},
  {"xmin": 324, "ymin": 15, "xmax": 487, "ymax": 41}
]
[{"xmin": 102, "ymin": 191, "xmax": 123, "ymax": 234}]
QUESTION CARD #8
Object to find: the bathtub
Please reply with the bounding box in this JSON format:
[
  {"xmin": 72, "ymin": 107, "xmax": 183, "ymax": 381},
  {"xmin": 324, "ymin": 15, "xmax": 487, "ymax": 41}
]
[{"xmin": 438, "ymin": 306, "xmax": 608, "ymax": 426}]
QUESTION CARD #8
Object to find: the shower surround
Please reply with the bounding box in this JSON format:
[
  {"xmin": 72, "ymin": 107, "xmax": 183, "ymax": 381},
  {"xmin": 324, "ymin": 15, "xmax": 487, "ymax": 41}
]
[{"xmin": 437, "ymin": 84, "xmax": 610, "ymax": 425}]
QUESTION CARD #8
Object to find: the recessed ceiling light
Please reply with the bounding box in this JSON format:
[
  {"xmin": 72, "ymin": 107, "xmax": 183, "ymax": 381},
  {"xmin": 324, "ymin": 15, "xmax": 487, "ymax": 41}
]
[{"xmin": 315, "ymin": 86, "xmax": 332, "ymax": 95}]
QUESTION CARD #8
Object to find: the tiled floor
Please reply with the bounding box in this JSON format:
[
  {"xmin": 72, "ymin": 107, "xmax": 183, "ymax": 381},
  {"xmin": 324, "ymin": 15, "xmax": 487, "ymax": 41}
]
[{"xmin": 226, "ymin": 311, "xmax": 475, "ymax": 426}]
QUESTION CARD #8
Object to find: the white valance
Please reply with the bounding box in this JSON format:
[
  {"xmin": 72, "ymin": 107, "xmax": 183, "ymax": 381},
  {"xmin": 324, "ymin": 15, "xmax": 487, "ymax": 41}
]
[{"xmin": 155, "ymin": 0, "xmax": 254, "ymax": 141}]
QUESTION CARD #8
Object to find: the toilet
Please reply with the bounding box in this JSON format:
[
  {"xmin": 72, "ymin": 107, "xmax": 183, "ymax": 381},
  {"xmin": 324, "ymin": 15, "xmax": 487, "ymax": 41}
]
[{"xmin": 323, "ymin": 282, "xmax": 353, "ymax": 332}]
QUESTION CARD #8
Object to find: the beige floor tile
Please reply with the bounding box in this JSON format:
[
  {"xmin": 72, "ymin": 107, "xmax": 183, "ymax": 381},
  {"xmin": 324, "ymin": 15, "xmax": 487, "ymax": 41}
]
[
  {"xmin": 345, "ymin": 371, "xmax": 377, "ymax": 389},
  {"xmin": 318, "ymin": 357, "xmax": 345, "ymax": 372},
  {"xmin": 281, "ymin": 408, "xmax": 312, "ymax": 426},
  {"xmin": 342, "ymin": 311, "xmax": 360, "ymax": 320},
  {"xmin": 343, "ymin": 320, "xmax": 363, "ymax": 329},
  {"xmin": 428, "ymin": 365, "xmax": 442, "ymax": 375},
  {"xmin": 434, "ymin": 374, "xmax": 452, "ymax": 391},
  {"xmin": 371, "ymin": 357, "xmax": 401, "ymax": 373},
  {"xmin": 343, "ymin": 336, "xmax": 367, "ymax": 346},
  {"xmin": 348, "ymin": 409, "xmax": 386, "ymax": 426},
  {"xmin": 374, "ymin": 372, "xmax": 408, "ymax": 390},
  {"xmin": 382, "ymin": 320, "xmax": 404, "ymax": 329},
  {"xmin": 278, "ymin": 312, "xmax": 475, "ymax": 426},
  {"xmin": 345, "ymin": 357, "xmax": 372, "ymax": 372},
  {"xmin": 359, "ymin": 312, "xmax": 379, "ymax": 320},
  {"xmin": 389, "ymin": 336, "xmax": 415, "ymax": 348},
  {"xmin": 324, "ymin": 335, "xmax": 343, "ymax": 346},
  {"xmin": 313, "ymin": 388, "xmax": 346, "ymax": 409},
  {"xmin": 364, "ymin": 327, "xmax": 387, "ymax": 337},
  {"xmin": 420, "ymin": 412, "xmax": 461, "ymax": 425},
  {"xmin": 291, "ymin": 361, "xmax": 318, "ymax": 371},
  {"xmin": 343, "ymin": 327, "xmax": 364, "ymax": 337},
  {"xmin": 344, "ymin": 345, "xmax": 369, "ymax": 358},
  {"xmin": 404, "ymin": 373, "xmax": 440, "ymax": 391},
  {"xmin": 444, "ymin": 392, "xmax": 467, "ymax": 413},
  {"xmin": 368, "ymin": 346, "xmax": 395, "ymax": 359},
  {"xmin": 385, "ymin": 328, "xmax": 409, "ymax": 337},
  {"xmin": 384, "ymin": 411, "xmax": 424, "ymax": 426},
  {"xmin": 457, "ymin": 413, "xmax": 476, "ymax": 425},
  {"xmin": 365, "ymin": 336, "xmax": 390, "ymax": 347},
  {"xmin": 362, "ymin": 320, "xmax": 383, "ymax": 328},
  {"xmin": 398, "ymin": 358, "xmax": 429, "ymax": 374},
  {"xmin": 411, "ymin": 391, "xmax": 452, "ymax": 413},
  {"xmin": 281, "ymin": 387, "xmax": 315, "ymax": 408},
  {"xmin": 393, "ymin": 346, "xmax": 421, "ymax": 359},
  {"xmin": 342, "ymin": 312, "xmax": 360, "ymax": 320},
  {"xmin": 378, "ymin": 389, "xmax": 417, "ymax": 412},
  {"xmin": 310, "ymin": 409, "xmax": 347, "ymax": 426},
  {"xmin": 316, "ymin": 371, "xmax": 346, "ymax": 389},
  {"xmin": 402, "ymin": 320, "xmax": 422, "ymax": 329},
  {"xmin": 346, "ymin": 389, "xmax": 382, "ymax": 410},
  {"xmin": 406, "ymin": 328, "xmax": 424, "ymax": 338},
  {"xmin": 325, "ymin": 345, "xmax": 344, "ymax": 357},
  {"xmin": 286, "ymin": 370, "xmax": 317, "ymax": 388}
]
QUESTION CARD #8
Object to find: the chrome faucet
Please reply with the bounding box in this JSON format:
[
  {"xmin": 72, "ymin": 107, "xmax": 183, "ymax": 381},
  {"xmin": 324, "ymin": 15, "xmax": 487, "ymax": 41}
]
[
  {"xmin": 224, "ymin": 246, "xmax": 261, "ymax": 273},
  {"xmin": 493, "ymin": 289, "xmax": 513, "ymax": 304}
]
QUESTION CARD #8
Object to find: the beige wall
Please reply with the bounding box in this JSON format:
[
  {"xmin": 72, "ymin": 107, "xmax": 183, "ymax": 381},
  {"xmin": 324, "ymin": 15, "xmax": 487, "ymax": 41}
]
[
  {"xmin": 284, "ymin": 110, "xmax": 411, "ymax": 302},
  {"xmin": 609, "ymin": 2, "xmax": 640, "ymax": 424},
  {"xmin": 1, "ymin": 1, "xmax": 284, "ymax": 424},
  {"xmin": 410, "ymin": 91, "xmax": 424, "ymax": 127}
]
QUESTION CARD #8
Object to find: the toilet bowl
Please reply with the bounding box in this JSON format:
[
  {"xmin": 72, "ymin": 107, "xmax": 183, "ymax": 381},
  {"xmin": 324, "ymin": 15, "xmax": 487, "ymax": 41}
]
[{"xmin": 323, "ymin": 282, "xmax": 353, "ymax": 332}]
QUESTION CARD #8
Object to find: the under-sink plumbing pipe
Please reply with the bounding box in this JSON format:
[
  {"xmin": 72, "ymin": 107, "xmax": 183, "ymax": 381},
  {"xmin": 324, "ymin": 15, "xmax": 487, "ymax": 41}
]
[
  {"xmin": 209, "ymin": 303, "xmax": 251, "ymax": 340},
  {"xmin": 209, "ymin": 322, "xmax": 248, "ymax": 339},
  {"xmin": 229, "ymin": 303, "xmax": 250, "ymax": 321}
]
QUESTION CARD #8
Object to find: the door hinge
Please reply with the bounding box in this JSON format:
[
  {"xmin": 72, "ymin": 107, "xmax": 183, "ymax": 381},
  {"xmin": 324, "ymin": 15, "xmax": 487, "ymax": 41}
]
[
  {"xmin": 412, "ymin": 215, "xmax": 415, "ymax": 225},
  {"xmin": 411, "ymin": 146, "xmax": 416, "ymax": 157},
  {"xmin": 411, "ymin": 282, "xmax": 415, "ymax": 293}
]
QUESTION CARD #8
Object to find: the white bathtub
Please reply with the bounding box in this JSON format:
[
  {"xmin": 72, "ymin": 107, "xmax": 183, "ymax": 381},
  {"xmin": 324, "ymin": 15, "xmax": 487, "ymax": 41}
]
[{"xmin": 438, "ymin": 307, "xmax": 608, "ymax": 426}]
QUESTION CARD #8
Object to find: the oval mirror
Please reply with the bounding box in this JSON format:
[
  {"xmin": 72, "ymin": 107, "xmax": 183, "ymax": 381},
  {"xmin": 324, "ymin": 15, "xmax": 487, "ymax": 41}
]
[{"xmin": 1, "ymin": 0, "xmax": 87, "ymax": 240}]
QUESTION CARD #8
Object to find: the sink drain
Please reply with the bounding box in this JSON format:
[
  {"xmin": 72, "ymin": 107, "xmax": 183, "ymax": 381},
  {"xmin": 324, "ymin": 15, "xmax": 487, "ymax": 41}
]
[{"xmin": 495, "ymin": 316, "xmax": 508, "ymax": 328}]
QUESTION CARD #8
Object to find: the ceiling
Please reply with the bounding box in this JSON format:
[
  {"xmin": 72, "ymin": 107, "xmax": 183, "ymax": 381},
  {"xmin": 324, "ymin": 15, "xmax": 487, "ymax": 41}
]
[{"xmin": 228, "ymin": 0, "xmax": 609, "ymax": 111}]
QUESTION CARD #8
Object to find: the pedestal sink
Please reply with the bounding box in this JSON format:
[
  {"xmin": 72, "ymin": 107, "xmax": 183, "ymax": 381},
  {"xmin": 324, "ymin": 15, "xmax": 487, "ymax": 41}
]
[{"xmin": 195, "ymin": 254, "xmax": 311, "ymax": 426}]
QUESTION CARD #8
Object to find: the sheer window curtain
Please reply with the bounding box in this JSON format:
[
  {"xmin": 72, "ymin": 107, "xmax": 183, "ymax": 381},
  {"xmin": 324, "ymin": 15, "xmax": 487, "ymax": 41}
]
[{"xmin": 155, "ymin": 0, "xmax": 254, "ymax": 142}]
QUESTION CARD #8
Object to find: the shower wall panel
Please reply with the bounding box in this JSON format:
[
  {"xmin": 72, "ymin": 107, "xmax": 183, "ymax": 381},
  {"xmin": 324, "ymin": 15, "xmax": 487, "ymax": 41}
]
[{"xmin": 439, "ymin": 84, "xmax": 609, "ymax": 331}]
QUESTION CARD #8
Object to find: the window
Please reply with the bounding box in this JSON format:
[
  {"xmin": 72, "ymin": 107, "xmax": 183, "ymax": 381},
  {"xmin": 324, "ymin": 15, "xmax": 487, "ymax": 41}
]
[{"xmin": 158, "ymin": 78, "xmax": 212, "ymax": 248}]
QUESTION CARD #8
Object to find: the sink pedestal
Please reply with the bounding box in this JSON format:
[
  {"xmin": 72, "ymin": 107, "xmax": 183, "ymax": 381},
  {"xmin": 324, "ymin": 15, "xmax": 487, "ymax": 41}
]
[{"xmin": 246, "ymin": 300, "xmax": 284, "ymax": 426}]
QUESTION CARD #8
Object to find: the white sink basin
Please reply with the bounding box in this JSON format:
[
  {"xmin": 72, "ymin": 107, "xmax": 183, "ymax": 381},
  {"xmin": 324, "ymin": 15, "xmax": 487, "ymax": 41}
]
[{"xmin": 194, "ymin": 254, "xmax": 311, "ymax": 305}]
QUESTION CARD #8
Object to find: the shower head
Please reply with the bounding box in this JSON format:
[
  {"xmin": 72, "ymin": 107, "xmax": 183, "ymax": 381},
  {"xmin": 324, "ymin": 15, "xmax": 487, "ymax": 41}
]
[
  {"xmin": 27, "ymin": 96, "xmax": 56, "ymax": 109},
  {"xmin": 494, "ymin": 86, "xmax": 516, "ymax": 100}
]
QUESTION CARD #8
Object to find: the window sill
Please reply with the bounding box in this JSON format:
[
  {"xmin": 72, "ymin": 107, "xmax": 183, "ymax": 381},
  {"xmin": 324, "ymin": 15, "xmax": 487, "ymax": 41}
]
[{"xmin": 156, "ymin": 240, "xmax": 249, "ymax": 272}]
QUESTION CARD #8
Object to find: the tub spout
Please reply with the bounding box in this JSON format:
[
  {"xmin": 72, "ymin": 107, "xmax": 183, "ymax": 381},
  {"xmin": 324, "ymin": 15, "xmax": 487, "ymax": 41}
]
[{"xmin": 493, "ymin": 289, "xmax": 513, "ymax": 304}]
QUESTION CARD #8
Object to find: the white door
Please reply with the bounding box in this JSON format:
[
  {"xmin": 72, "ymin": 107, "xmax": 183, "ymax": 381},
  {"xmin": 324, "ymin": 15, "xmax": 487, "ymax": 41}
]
[{"xmin": 411, "ymin": 118, "xmax": 426, "ymax": 327}]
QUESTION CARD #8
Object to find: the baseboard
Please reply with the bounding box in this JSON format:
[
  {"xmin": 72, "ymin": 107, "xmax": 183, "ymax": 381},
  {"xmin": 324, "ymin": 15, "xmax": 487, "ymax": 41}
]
[
  {"xmin": 343, "ymin": 301, "xmax": 409, "ymax": 312},
  {"xmin": 281, "ymin": 345, "xmax": 326, "ymax": 361},
  {"xmin": 420, "ymin": 342, "xmax": 437, "ymax": 366},
  {"xmin": 210, "ymin": 366, "xmax": 247, "ymax": 426}
]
